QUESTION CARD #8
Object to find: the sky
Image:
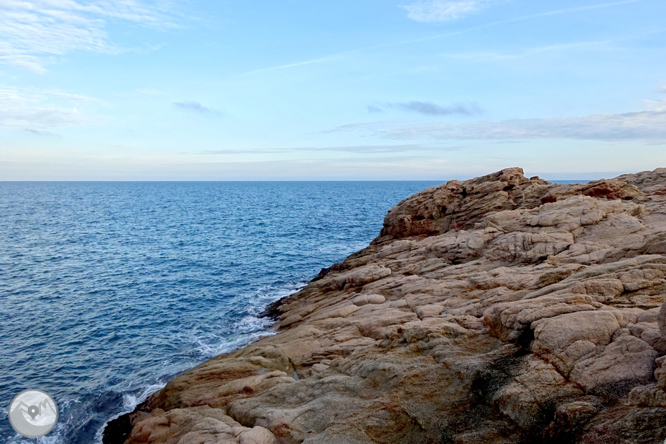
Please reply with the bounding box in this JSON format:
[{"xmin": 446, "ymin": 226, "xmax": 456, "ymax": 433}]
[{"xmin": 1, "ymin": 0, "xmax": 666, "ymax": 180}]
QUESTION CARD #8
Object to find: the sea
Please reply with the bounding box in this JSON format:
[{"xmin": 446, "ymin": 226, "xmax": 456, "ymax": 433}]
[{"xmin": 0, "ymin": 181, "xmax": 452, "ymax": 444}]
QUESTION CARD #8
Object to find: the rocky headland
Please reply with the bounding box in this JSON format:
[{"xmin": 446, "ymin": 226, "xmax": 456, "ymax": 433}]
[{"xmin": 104, "ymin": 167, "xmax": 666, "ymax": 444}]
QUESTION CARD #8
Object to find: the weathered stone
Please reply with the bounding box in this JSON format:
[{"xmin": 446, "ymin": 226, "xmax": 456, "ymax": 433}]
[
  {"xmin": 532, "ymin": 310, "xmax": 621, "ymax": 376},
  {"xmin": 104, "ymin": 168, "xmax": 666, "ymax": 444},
  {"xmin": 351, "ymin": 294, "xmax": 386, "ymax": 306},
  {"xmin": 239, "ymin": 426, "xmax": 278, "ymax": 444},
  {"xmin": 659, "ymin": 300, "xmax": 666, "ymax": 339},
  {"xmin": 570, "ymin": 335, "xmax": 658, "ymax": 398}
]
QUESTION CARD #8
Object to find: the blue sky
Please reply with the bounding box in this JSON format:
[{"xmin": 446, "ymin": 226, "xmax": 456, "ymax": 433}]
[{"xmin": 1, "ymin": 0, "xmax": 665, "ymax": 180}]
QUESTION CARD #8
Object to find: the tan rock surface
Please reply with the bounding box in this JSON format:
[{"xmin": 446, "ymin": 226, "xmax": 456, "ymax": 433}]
[{"xmin": 104, "ymin": 168, "xmax": 666, "ymax": 444}]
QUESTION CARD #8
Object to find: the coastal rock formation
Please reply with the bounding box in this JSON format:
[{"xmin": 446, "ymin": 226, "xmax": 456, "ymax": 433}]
[{"xmin": 105, "ymin": 167, "xmax": 666, "ymax": 444}]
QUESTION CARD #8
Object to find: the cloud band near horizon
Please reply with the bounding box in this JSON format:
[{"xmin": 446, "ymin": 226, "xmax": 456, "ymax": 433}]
[{"xmin": 332, "ymin": 109, "xmax": 666, "ymax": 142}]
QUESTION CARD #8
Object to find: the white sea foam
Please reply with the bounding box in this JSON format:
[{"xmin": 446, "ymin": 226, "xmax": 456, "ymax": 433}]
[
  {"xmin": 93, "ymin": 382, "xmax": 167, "ymax": 444},
  {"xmin": 3, "ymin": 395, "xmax": 84, "ymax": 444},
  {"xmin": 193, "ymin": 328, "xmax": 276, "ymax": 358},
  {"xmin": 94, "ymin": 281, "xmax": 304, "ymax": 442},
  {"xmin": 4, "ymin": 412, "xmax": 65, "ymax": 444},
  {"xmin": 121, "ymin": 383, "xmax": 166, "ymax": 412},
  {"xmin": 234, "ymin": 315, "xmax": 272, "ymax": 333}
]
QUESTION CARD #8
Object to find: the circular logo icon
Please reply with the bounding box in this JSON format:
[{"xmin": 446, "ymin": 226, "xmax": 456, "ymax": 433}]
[{"xmin": 8, "ymin": 389, "xmax": 58, "ymax": 438}]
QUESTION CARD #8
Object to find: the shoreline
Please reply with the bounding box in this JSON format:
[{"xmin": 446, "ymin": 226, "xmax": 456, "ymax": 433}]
[
  {"xmin": 98, "ymin": 281, "xmax": 309, "ymax": 443},
  {"xmin": 104, "ymin": 167, "xmax": 666, "ymax": 444}
]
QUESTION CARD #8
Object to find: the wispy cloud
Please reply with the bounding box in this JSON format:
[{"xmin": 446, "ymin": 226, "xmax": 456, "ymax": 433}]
[
  {"xmin": 241, "ymin": 1, "xmax": 639, "ymax": 78},
  {"xmin": 370, "ymin": 101, "xmax": 482, "ymax": 116},
  {"xmin": 24, "ymin": 128, "xmax": 60, "ymax": 137},
  {"xmin": 643, "ymin": 99, "xmax": 666, "ymax": 112},
  {"xmin": 242, "ymin": 54, "xmax": 345, "ymax": 76},
  {"xmin": 398, "ymin": 0, "xmax": 640, "ymax": 45},
  {"xmin": 659, "ymin": 84, "xmax": 666, "ymax": 94},
  {"xmin": 439, "ymin": 39, "xmax": 612, "ymax": 61},
  {"xmin": 404, "ymin": 0, "xmax": 495, "ymax": 23},
  {"xmin": 314, "ymin": 144, "xmax": 461, "ymax": 153},
  {"xmin": 199, "ymin": 144, "xmax": 459, "ymax": 155},
  {"xmin": 329, "ymin": 109, "xmax": 666, "ymax": 141},
  {"xmin": 502, "ymin": 0, "xmax": 641, "ymax": 23},
  {"xmin": 173, "ymin": 101, "xmax": 221, "ymax": 115},
  {"xmin": 0, "ymin": 86, "xmax": 98, "ymax": 129},
  {"xmin": 0, "ymin": 0, "xmax": 175, "ymax": 72}
]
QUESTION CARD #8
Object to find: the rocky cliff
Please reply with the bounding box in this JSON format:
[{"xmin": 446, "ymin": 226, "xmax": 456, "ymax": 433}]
[{"xmin": 104, "ymin": 167, "xmax": 666, "ymax": 444}]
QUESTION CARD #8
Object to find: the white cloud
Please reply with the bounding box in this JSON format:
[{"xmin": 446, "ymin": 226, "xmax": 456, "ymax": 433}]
[
  {"xmin": 369, "ymin": 100, "xmax": 482, "ymax": 116},
  {"xmin": 0, "ymin": 0, "xmax": 173, "ymax": 72},
  {"xmin": 242, "ymin": 54, "xmax": 346, "ymax": 76},
  {"xmin": 0, "ymin": 86, "xmax": 98, "ymax": 129},
  {"xmin": 439, "ymin": 40, "xmax": 612, "ymax": 62},
  {"xmin": 173, "ymin": 101, "xmax": 223, "ymax": 116},
  {"xmin": 644, "ymin": 98, "xmax": 666, "ymax": 112},
  {"xmin": 329, "ymin": 109, "xmax": 666, "ymax": 141},
  {"xmin": 199, "ymin": 144, "xmax": 460, "ymax": 155},
  {"xmin": 404, "ymin": 0, "xmax": 493, "ymax": 22}
]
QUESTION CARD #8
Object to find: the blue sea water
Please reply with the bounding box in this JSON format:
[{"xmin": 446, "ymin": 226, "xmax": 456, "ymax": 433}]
[{"xmin": 0, "ymin": 181, "xmax": 446, "ymax": 444}]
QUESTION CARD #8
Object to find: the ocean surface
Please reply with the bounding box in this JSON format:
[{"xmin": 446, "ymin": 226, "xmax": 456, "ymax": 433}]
[{"xmin": 0, "ymin": 181, "xmax": 451, "ymax": 444}]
